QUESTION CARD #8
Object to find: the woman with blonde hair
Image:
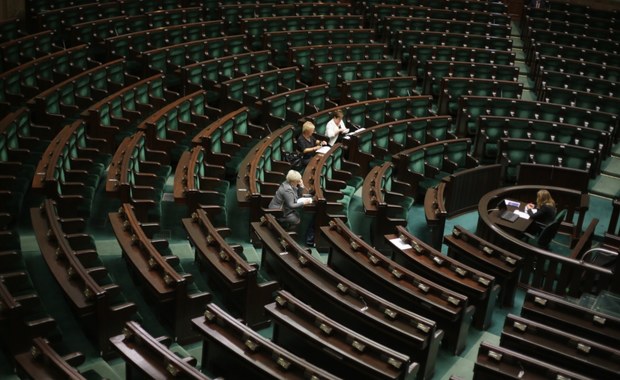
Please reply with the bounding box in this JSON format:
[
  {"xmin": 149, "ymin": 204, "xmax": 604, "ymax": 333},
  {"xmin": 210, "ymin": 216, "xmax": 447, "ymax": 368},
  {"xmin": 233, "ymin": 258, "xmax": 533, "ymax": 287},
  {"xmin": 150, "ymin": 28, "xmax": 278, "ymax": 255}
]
[
  {"xmin": 525, "ymin": 189, "xmax": 557, "ymax": 233},
  {"xmin": 297, "ymin": 121, "xmax": 326, "ymax": 167}
]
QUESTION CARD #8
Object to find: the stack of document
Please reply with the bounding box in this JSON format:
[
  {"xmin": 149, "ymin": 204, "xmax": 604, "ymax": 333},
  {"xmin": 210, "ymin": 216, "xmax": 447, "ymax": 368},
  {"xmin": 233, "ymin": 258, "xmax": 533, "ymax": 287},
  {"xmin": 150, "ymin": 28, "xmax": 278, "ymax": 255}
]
[{"xmin": 513, "ymin": 210, "xmax": 530, "ymax": 219}]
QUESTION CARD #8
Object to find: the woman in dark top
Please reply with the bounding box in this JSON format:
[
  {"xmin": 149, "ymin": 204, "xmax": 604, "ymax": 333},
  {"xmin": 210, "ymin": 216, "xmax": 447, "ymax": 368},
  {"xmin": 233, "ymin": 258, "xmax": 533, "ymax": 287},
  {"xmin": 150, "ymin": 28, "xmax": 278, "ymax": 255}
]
[
  {"xmin": 297, "ymin": 121, "xmax": 326, "ymax": 167},
  {"xmin": 525, "ymin": 189, "xmax": 557, "ymax": 234}
]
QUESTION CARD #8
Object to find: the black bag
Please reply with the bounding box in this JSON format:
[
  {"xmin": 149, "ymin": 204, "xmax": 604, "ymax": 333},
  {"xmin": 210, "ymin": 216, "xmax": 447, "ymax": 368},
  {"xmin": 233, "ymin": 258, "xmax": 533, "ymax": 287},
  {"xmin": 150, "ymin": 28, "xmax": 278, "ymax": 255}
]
[{"xmin": 283, "ymin": 151, "xmax": 303, "ymax": 169}]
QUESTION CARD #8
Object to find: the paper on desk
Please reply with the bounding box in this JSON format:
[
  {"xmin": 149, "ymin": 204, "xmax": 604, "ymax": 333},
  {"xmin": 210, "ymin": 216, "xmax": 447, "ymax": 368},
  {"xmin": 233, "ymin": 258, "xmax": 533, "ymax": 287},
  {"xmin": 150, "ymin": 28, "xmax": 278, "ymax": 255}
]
[
  {"xmin": 389, "ymin": 238, "xmax": 412, "ymax": 250},
  {"xmin": 505, "ymin": 199, "xmax": 521, "ymax": 207},
  {"xmin": 316, "ymin": 146, "xmax": 331, "ymax": 154},
  {"xmin": 513, "ymin": 210, "xmax": 530, "ymax": 219},
  {"xmin": 347, "ymin": 127, "xmax": 365, "ymax": 136},
  {"xmin": 297, "ymin": 197, "xmax": 312, "ymax": 204}
]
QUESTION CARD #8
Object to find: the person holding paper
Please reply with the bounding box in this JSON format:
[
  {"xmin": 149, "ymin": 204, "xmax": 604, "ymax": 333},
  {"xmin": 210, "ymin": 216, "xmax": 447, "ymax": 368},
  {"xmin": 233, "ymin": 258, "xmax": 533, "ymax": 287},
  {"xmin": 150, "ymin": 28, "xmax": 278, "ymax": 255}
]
[
  {"xmin": 525, "ymin": 189, "xmax": 557, "ymax": 233},
  {"xmin": 297, "ymin": 121, "xmax": 327, "ymax": 167},
  {"xmin": 268, "ymin": 170, "xmax": 312, "ymax": 231},
  {"xmin": 325, "ymin": 109, "xmax": 349, "ymax": 146}
]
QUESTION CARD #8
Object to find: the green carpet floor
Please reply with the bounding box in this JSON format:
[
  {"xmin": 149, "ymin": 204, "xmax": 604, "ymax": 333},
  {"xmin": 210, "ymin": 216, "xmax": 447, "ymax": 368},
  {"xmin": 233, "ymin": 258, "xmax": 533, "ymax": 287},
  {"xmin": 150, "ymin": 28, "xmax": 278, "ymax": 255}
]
[{"xmin": 602, "ymin": 157, "xmax": 620, "ymax": 177}]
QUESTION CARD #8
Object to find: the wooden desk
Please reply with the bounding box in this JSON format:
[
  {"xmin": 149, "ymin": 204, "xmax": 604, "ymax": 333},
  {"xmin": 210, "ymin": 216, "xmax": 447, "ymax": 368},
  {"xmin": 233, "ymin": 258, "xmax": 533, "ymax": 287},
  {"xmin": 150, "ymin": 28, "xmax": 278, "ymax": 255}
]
[
  {"xmin": 475, "ymin": 186, "xmax": 618, "ymax": 297},
  {"xmin": 488, "ymin": 203, "xmax": 532, "ymax": 236}
]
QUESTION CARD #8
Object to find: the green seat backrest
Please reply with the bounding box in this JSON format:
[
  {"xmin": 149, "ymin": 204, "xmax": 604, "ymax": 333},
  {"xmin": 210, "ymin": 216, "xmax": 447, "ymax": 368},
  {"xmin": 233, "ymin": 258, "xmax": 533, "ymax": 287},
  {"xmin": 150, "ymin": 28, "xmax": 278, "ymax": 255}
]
[
  {"xmin": 366, "ymin": 102, "xmax": 387, "ymax": 125},
  {"xmin": 347, "ymin": 106, "xmax": 367, "ymax": 129},
  {"xmin": 446, "ymin": 141, "xmax": 470, "ymax": 168},
  {"xmin": 268, "ymin": 96, "xmax": 287, "ymax": 119},
  {"xmin": 425, "ymin": 144, "xmax": 444, "ymax": 171},
  {"xmin": 408, "ymin": 149, "xmax": 425, "ymax": 175},
  {"xmin": 390, "ymin": 121, "xmax": 409, "ymax": 147}
]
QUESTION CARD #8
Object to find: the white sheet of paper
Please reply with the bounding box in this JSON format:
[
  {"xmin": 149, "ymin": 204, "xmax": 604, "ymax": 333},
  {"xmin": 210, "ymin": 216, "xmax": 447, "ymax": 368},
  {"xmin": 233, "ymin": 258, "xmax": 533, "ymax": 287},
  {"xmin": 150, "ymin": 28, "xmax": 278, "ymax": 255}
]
[
  {"xmin": 513, "ymin": 210, "xmax": 530, "ymax": 219},
  {"xmin": 389, "ymin": 238, "xmax": 412, "ymax": 250},
  {"xmin": 347, "ymin": 127, "xmax": 365, "ymax": 136},
  {"xmin": 316, "ymin": 146, "xmax": 331, "ymax": 154}
]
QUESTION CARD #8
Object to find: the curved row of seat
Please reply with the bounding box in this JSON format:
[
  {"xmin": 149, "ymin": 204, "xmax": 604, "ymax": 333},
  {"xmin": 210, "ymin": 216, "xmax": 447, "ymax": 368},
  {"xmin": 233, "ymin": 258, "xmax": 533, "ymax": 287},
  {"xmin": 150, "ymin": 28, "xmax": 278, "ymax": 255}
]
[{"xmin": 1, "ymin": 0, "xmax": 618, "ymax": 378}]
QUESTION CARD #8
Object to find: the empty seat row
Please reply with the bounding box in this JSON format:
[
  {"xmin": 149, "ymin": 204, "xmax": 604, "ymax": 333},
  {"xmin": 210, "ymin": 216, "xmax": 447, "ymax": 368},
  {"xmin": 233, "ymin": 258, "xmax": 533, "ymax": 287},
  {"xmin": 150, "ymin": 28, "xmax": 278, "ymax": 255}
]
[
  {"xmin": 437, "ymin": 77, "xmax": 523, "ymax": 116},
  {"xmin": 498, "ymin": 137, "xmax": 599, "ymax": 180},
  {"xmin": 0, "ymin": 244, "xmax": 60, "ymax": 358},
  {"xmin": 29, "ymin": 59, "xmax": 141, "ymax": 134},
  {"xmin": 522, "ymin": 15, "xmax": 616, "ymax": 41},
  {"xmin": 341, "ymin": 76, "xmax": 418, "ymax": 104},
  {"xmin": 392, "ymin": 138, "xmax": 478, "ymax": 197},
  {"xmin": 362, "ymin": 162, "xmax": 414, "ymax": 250},
  {"xmin": 527, "ymin": 41, "xmax": 620, "ymax": 73},
  {"xmin": 289, "ymin": 43, "xmax": 388, "ymax": 83},
  {"xmin": 31, "ymin": 198, "xmax": 137, "ymax": 357},
  {"xmin": 524, "ymin": 4, "xmax": 619, "ymax": 29},
  {"xmin": 473, "ymin": 115, "xmax": 611, "ymax": 163},
  {"xmin": 109, "ymin": 203, "xmax": 210, "ymax": 343},
  {"xmin": 393, "ymin": 30, "xmax": 513, "ymax": 69},
  {"xmin": 221, "ymin": 66, "xmax": 305, "ymax": 119},
  {"xmin": 183, "ymin": 208, "xmax": 278, "ymax": 328},
  {"xmin": 263, "ymin": 28, "xmax": 377, "ymax": 67},
  {"xmin": 0, "ymin": 30, "xmax": 60, "ymax": 73},
  {"xmin": 407, "ymin": 44, "xmax": 516, "ymax": 79},
  {"xmin": 138, "ymin": 89, "xmax": 221, "ymax": 163},
  {"xmin": 182, "ymin": 50, "xmax": 276, "ymax": 100},
  {"xmin": 0, "ymin": 44, "xmax": 95, "ymax": 116},
  {"xmin": 345, "ymin": 115, "xmax": 455, "ymax": 175},
  {"xmin": 106, "ymin": 131, "xmax": 172, "ymax": 216},
  {"xmin": 369, "ymin": 3, "xmax": 510, "ymax": 31},
  {"xmin": 193, "ymin": 302, "xmax": 341, "ymax": 379},
  {"xmin": 222, "ymin": 1, "xmax": 354, "ymax": 35},
  {"xmin": 387, "ymin": 224, "xmax": 499, "ymax": 330},
  {"xmin": 455, "ymin": 95, "xmax": 618, "ymax": 140},
  {"xmin": 314, "ymin": 59, "xmax": 401, "ymax": 100},
  {"xmin": 322, "ymin": 218, "xmax": 474, "ymax": 355},
  {"xmin": 379, "ymin": 16, "xmax": 511, "ymax": 43},
  {"xmin": 524, "ymin": 29, "xmax": 620, "ymax": 66},
  {"xmin": 543, "ymin": 83, "xmax": 618, "ymax": 115},
  {"xmin": 102, "ymin": 20, "xmax": 225, "ymax": 62},
  {"xmin": 241, "ymin": 14, "xmax": 365, "ymax": 50},
  {"xmin": 422, "ymin": 61, "xmax": 519, "ymax": 97},
  {"xmin": 32, "ymin": 119, "xmax": 111, "ymax": 217},
  {"xmin": 82, "ymin": 72, "xmax": 178, "ymax": 145},
  {"xmin": 260, "ymin": 84, "xmax": 335, "ymax": 130},
  {"xmin": 535, "ymin": 70, "xmax": 618, "ymax": 99},
  {"xmin": 253, "ymin": 213, "xmax": 442, "ymax": 380},
  {"xmin": 422, "ymin": 164, "xmax": 503, "ymax": 249},
  {"xmin": 138, "ymin": 34, "xmax": 246, "ymax": 77},
  {"xmin": 110, "ymin": 321, "xmax": 211, "ymax": 379},
  {"xmin": 175, "ymin": 146, "xmax": 229, "ymax": 226},
  {"xmin": 190, "ymin": 106, "xmax": 264, "ymax": 177}
]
